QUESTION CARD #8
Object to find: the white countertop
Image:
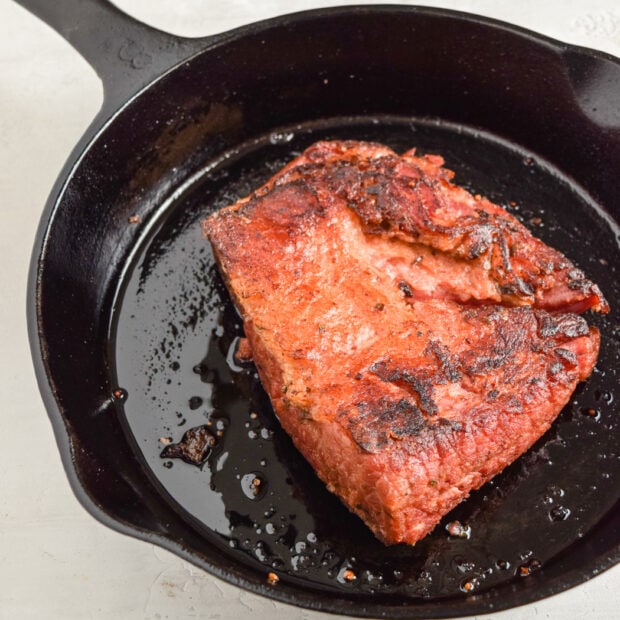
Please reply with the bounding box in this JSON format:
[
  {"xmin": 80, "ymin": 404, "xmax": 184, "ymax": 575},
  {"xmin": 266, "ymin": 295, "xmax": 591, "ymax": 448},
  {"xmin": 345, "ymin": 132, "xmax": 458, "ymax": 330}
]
[{"xmin": 1, "ymin": 1, "xmax": 618, "ymax": 618}]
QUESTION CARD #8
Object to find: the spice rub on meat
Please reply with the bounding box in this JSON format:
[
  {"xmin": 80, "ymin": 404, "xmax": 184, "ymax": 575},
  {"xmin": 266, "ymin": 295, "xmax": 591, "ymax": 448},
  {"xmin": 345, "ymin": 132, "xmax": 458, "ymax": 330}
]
[{"xmin": 203, "ymin": 140, "xmax": 606, "ymax": 545}]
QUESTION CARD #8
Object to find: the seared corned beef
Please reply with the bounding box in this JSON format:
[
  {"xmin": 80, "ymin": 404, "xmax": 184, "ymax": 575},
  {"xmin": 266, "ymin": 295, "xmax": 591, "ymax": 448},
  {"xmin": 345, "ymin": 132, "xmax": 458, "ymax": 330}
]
[{"xmin": 203, "ymin": 140, "xmax": 605, "ymax": 545}]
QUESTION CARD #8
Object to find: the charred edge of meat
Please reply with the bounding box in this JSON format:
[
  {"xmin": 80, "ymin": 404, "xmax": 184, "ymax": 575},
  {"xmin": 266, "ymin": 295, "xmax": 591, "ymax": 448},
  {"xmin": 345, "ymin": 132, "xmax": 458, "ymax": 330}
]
[
  {"xmin": 425, "ymin": 340, "xmax": 463, "ymax": 383},
  {"xmin": 342, "ymin": 397, "xmax": 463, "ymax": 452},
  {"xmin": 369, "ymin": 361, "xmax": 438, "ymax": 417},
  {"xmin": 238, "ymin": 179, "xmax": 327, "ymax": 228},
  {"xmin": 537, "ymin": 312, "xmax": 590, "ymax": 339}
]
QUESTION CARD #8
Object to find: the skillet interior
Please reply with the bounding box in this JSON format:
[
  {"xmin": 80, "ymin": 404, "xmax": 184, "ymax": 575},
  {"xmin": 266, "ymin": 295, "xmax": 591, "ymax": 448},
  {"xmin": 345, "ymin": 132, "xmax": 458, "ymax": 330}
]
[
  {"xmin": 111, "ymin": 115, "xmax": 620, "ymax": 613},
  {"xmin": 33, "ymin": 6, "xmax": 620, "ymax": 617}
]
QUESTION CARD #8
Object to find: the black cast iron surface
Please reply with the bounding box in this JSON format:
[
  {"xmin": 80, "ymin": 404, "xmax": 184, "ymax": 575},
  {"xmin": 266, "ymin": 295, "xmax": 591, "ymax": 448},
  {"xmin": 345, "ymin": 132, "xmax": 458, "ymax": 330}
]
[
  {"xmin": 20, "ymin": 1, "xmax": 620, "ymax": 616},
  {"xmin": 112, "ymin": 115, "xmax": 620, "ymax": 609}
]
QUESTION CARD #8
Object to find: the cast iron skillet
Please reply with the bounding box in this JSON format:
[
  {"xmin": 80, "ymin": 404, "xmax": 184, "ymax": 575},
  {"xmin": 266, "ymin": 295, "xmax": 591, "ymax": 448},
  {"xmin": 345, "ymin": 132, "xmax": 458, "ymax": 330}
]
[{"xmin": 20, "ymin": 0, "xmax": 620, "ymax": 616}]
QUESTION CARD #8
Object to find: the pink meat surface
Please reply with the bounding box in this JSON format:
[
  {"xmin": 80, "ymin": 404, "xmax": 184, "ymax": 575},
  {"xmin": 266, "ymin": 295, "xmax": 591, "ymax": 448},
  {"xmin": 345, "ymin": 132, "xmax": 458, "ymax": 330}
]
[{"xmin": 203, "ymin": 140, "xmax": 605, "ymax": 545}]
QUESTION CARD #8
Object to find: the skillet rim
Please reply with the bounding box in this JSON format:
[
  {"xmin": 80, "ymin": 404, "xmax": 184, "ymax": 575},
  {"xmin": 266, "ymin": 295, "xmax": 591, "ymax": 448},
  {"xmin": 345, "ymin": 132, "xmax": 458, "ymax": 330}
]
[{"xmin": 26, "ymin": 3, "xmax": 620, "ymax": 617}]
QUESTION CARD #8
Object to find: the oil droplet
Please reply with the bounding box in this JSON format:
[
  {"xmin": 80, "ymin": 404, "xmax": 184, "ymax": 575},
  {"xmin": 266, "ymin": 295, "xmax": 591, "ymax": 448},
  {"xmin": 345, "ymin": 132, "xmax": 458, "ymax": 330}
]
[
  {"xmin": 269, "ymin": 131, "xmax": 295, "ymax": 145},
  {"xmin": 594, "ymin": 390, "xmax": 614, "ymax": 404},
  {"xmin": 188, "ymin": 396, "xmax": 203, "ymax": 410},
  {"xmin": 227, "ymin": 337, "xmax": 249, "ymax": 371},
  {"xmin": 460, "ymin": 578, "xmax": 479, "ymax": 593},
  {"xmin": 496, "ymin": 559, "xmax": 511, "ymax": 571},
  {"xmin": 454, "ymin": 557, "xmax": 475, "ymax": 573},
  {"xmin": 546, "ymin": 484, "xmax": 565, "ymax": 498},
  {"xmin": 321, "ymin": 550, "xmax": 336, "ymax": 567},
  {"xmin": 446, "ymin": 520, "xmax": 471, "ymax": 539},
  {"xmin": 580, "ymin": 407, "xmax": 601, "ymax": 421},
  {"xmin": 112, "ymin": 387, "xmax": 128, "ymax": 402},
  {"xmin": 518, "ymin": 558, "xmax": 542, "ymax": 577},
  {"xmin": 549, "ymin": 506, "xmax": 571, "ymax": 522},
  {"xmin": 212, "ymin": 417, "xmax": 228, "ymax": 433},
  {"xmin": 254, "ymin": 543, "xmax": 269, "ymax": 562},
  {"xmin": 241, "ymin": 472, "xmax": 266, "ymax": 500},
  {"xmin": 291, "ymin": 554, "xmax": 311, "ymax": 571},
  {"xmin": 363, "ymin": 570, "xmax": 384, "ymax": 585},
  {"xmin": 337, "ymin": 566, "xmax": 357, "ymax": 583}
]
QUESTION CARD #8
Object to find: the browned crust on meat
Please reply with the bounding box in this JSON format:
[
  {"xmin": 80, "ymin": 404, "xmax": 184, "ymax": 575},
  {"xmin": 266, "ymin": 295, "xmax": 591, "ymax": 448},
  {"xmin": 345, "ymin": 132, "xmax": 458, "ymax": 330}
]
[
  {"xmin": 233, "ymin": 140, "xmax": 608, "ymax": 314},
  {"xmin": 203, "ymin": 140, "xmax": 603, "ymax": 545}
]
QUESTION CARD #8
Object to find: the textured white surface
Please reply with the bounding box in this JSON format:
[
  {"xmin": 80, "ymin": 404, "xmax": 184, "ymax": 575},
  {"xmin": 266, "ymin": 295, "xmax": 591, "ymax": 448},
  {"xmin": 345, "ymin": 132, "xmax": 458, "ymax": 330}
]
[{"xmin": 1, "ymin": 1, "xmax": 618, "ymax": 618}]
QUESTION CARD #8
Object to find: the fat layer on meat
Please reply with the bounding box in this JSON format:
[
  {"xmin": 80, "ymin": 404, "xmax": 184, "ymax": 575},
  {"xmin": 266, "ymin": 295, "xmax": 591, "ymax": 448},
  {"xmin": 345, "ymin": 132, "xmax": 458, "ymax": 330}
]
[{"xmin": 203, "ymin": 141, "xmax": 604, "ymax": 545}]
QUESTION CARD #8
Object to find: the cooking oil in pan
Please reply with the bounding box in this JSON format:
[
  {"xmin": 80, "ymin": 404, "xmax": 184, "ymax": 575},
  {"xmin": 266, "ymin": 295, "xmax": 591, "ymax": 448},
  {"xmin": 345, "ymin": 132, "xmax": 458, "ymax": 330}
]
[{"xmin": 112, "ymin": 116, "xmax": 620, "ymax": 599}]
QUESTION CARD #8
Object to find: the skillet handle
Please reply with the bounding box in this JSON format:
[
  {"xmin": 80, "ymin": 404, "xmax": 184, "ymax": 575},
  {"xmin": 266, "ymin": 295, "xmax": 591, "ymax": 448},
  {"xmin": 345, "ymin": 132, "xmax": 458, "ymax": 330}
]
[{"xmin": 13, "ymin": 0, "xmax": 208, "ymax": 112}]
